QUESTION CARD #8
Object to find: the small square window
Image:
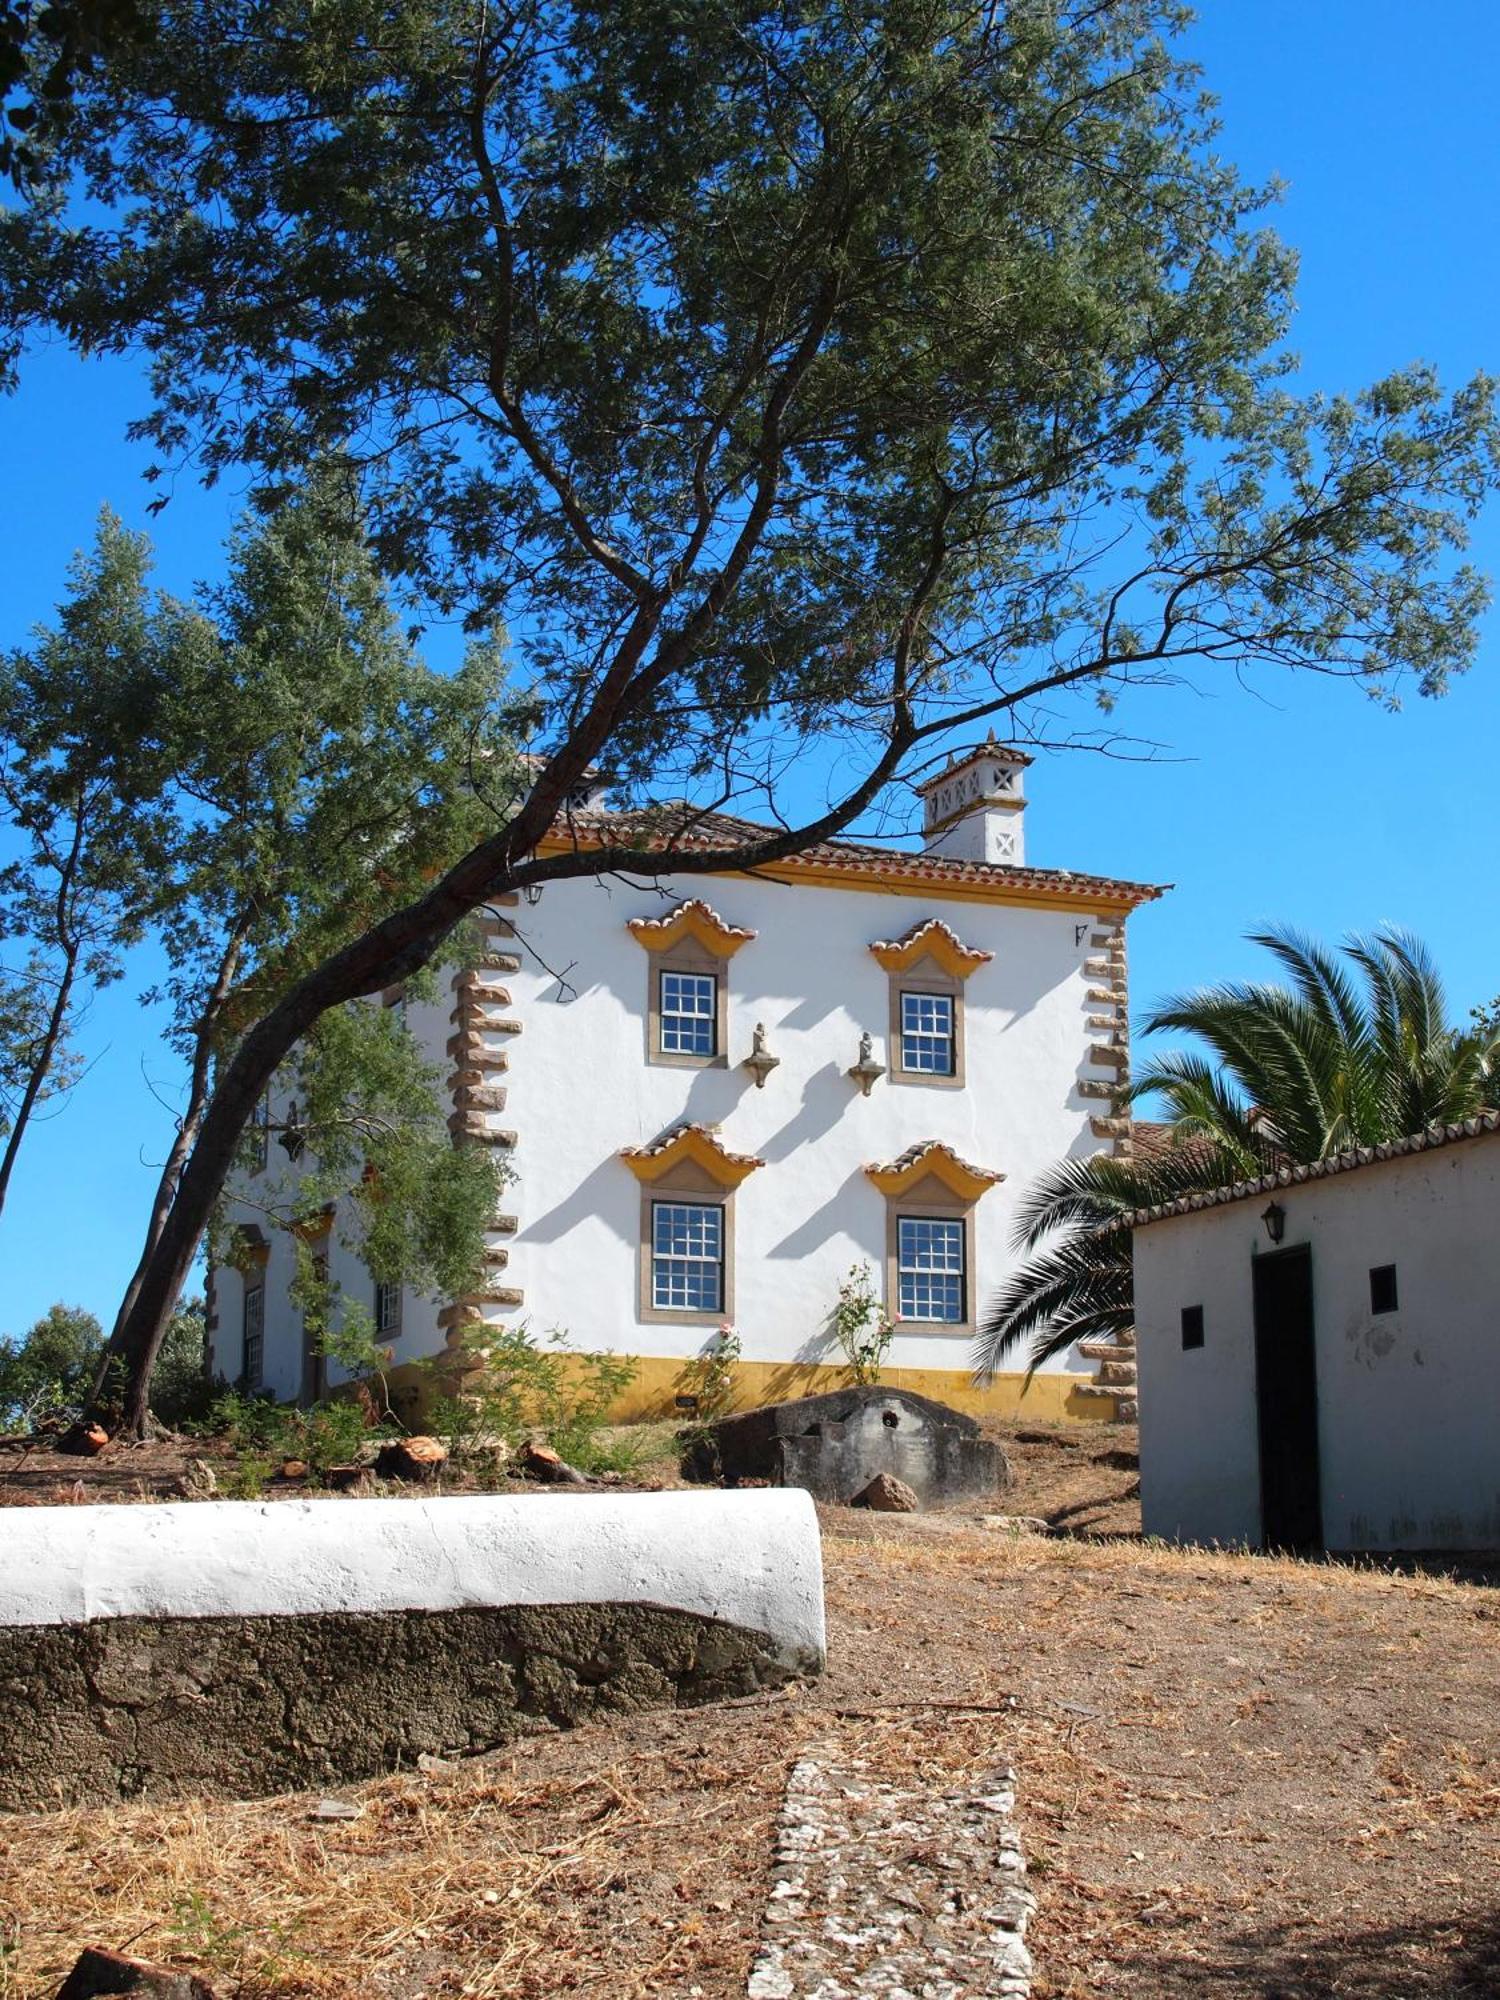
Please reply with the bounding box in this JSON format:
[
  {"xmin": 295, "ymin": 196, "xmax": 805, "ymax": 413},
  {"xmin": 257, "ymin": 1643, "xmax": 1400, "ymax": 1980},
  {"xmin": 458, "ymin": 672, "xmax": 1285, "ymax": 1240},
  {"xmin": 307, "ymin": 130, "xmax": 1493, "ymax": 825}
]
[
  {"xmin": 659, "ymin": 969, "xmax": 718, "ymax": 1057},
  {"xmin": 900, "ymin": 991, "xmax": 955, "ymax": 1076},
  {"xmin": 652, "ymin": 1200, "xmax": 724, "ymax": 1313},
  {"xmin": 897, "ymin": 1214, "xmax": 965, "ymax": 1322},
  {"xmin": 1181, "ymin": 1304, "xmax": 1205, "ymax": 1351},
  {"xmin": 1369, "ymin": 1264, "xmax": 1399, "ymax": 1315}
]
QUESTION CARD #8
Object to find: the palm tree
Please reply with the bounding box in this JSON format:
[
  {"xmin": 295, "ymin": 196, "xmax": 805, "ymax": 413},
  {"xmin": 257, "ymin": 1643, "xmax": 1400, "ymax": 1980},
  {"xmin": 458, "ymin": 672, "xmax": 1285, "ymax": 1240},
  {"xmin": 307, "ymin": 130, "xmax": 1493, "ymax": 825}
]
[{"xmin": 975, "ymin": 927, "xmax": 1500, "ymax": 1380}]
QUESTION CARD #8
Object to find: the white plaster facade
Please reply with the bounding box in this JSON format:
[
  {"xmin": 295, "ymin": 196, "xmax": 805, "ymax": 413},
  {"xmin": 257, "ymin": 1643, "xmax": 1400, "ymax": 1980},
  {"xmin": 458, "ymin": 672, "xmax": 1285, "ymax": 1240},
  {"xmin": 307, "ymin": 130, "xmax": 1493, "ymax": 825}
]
[
  {"xmin": 210, "ymin": 749, "xmax": 1162, "ymax": 1415},
  {"xmin": 1135, "ymin": 1120, "xmax": 1500, "ymax": 1552}
]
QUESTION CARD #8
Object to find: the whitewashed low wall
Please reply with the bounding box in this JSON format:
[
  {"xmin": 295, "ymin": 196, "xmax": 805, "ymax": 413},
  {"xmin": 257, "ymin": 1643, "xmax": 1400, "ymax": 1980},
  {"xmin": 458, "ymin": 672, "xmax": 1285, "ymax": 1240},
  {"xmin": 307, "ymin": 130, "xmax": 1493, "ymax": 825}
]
[{"xmin": 1, "ymin": 1491, "xmax": 825, "ymax": 1807}]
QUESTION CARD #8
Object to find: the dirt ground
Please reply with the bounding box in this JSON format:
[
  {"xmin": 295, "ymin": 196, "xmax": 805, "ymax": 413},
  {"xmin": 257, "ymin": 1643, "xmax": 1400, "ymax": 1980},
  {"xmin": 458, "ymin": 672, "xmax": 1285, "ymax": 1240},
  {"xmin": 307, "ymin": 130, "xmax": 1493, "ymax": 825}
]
[
  {"xmin": 4, "ymin": 1422, "xmax": 1500, "ymax": 1998},
  {"xmin": 0, "ymin": 1413, "xmax": 1140, "ymax": 1527}
]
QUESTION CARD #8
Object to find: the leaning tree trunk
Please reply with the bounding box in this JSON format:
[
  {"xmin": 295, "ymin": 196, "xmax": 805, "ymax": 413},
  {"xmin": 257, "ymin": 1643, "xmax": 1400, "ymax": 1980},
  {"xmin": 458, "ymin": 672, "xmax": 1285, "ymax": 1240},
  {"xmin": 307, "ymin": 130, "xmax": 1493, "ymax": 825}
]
[
  {"xmin": 94, "ymin": 706, "xmax": 912, "ymax": 1434},
  {"xmin": 0, "ymin": 943, "xmax": 78, "ymax": 1218},
  {"xmin": 100, "ymin": 928, "xmax": 248, "ymax": 1420},
  {"xmin": 94, "ymin": 901, "xmax": 471, "ymax": 1435}
]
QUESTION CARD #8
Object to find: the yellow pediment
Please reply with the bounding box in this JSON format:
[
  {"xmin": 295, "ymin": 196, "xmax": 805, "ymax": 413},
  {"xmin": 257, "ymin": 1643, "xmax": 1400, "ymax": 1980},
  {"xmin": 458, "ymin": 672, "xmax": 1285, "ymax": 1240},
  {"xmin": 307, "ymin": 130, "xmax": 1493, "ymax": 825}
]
[
  {"xmin": 868, "ymin": 919, "xmax": 993, "ymax": 981},
  {"xmin": 626, "ymin": 899, "xmax": 756, "ymax": 959},
  {"xmin": 863, "ymin": 1142, "xmax": 1005, "ymax": 1204},
  {"xmin": 620, "ymin": 1123, "xmax": 765, "ymax": 1188}
]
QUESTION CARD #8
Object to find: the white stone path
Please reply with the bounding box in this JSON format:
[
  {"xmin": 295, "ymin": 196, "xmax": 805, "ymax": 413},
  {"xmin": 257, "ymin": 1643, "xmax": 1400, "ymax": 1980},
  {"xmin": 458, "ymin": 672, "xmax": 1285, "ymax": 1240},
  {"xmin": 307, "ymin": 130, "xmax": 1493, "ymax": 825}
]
[{"xmin": 747, "ymin": 1748, "xmax": 1035, "ymax": 1999}]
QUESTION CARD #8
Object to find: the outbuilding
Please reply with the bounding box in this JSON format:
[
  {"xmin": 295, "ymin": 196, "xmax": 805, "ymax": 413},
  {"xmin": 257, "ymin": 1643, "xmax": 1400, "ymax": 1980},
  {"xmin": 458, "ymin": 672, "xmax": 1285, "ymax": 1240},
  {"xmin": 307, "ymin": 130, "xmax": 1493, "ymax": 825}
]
[{"xmin": 1133, "ymin": 1114, "xmax": 1500, "ymax": 1553}]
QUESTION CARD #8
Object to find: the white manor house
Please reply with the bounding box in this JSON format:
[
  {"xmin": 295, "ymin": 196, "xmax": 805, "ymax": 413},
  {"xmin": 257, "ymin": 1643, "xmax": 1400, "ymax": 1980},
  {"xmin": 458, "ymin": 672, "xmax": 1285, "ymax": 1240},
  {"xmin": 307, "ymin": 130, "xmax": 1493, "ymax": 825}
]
[{"xmin": 209, "ymin": 744, "xmax": 1164, "ymax": 1422}]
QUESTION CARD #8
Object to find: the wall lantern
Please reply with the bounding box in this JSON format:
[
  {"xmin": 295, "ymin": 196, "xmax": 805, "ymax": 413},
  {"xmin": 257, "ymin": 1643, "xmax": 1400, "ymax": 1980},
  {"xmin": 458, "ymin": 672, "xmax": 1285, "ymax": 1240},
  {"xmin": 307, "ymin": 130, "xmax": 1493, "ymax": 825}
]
[
  {"xmin": 520, "ymin": 883, "xmax": 544, "ymax": 907},
  {"xmin": 1260, "ymin": 1199, "xmax": 1287, "ymax": 1246}
]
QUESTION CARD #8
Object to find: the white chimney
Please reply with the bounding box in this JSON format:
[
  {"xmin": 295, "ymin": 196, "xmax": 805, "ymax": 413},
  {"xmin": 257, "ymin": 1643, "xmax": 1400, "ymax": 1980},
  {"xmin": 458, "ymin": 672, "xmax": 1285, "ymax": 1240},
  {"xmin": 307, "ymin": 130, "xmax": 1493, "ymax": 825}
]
[{"xmin": 915, "ymin": 737, "xmax": 1031, "ymax": 865}]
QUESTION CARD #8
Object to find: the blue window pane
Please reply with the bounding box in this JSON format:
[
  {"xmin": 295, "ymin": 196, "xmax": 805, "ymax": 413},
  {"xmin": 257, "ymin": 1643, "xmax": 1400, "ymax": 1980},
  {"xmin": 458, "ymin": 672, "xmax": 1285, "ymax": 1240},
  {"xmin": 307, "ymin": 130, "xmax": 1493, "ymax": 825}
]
[
  {"xmin": 900, "ymin": 991, "xmax": 955, "ymax": 1075},
  {"xmin": 897, "ymin": 1215, "xmax": 965, "ymax": 1322},
  {"xmin": 660, "ymin": 970, "xmax": 717, "ymax": 1056},
  {"xmin": 652, "ymin": 1201, "xmax": 723, "ymax": 1312}
]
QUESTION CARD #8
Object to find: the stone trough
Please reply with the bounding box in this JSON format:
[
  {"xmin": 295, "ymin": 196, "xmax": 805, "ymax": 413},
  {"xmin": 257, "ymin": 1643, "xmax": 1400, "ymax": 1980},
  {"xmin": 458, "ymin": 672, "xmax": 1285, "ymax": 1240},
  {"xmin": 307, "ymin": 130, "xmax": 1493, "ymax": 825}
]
[
  {"xmin": 0, "ymin": 1489, "xmax": 825, "ymax": 1809},
  {"xmin": 708, "ymin": 1386, "xmax": 1008, "ymax": 1509}
]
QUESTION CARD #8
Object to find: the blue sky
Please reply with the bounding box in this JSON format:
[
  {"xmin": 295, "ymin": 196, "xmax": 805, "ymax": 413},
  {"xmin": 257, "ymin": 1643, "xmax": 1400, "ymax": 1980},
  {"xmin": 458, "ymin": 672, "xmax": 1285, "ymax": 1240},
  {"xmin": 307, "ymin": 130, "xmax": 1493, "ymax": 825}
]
[{"xmin": 2, "ymin": 2, "xmax": 1499, "ymax": 1335}]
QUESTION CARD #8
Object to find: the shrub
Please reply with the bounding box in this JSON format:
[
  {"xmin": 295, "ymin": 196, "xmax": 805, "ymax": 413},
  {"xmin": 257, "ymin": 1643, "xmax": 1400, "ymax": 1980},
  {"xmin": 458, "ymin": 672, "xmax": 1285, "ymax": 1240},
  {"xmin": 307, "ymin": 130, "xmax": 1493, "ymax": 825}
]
[
  {"xmin": 0, "ymin": 1303, "xmax": 104, "ymax": 1432},
  {"xmin": 675, "ymin": 1322, "xmax": 742, "ymax": 1481},
  {"xmin": 150, "ymin": 1299, "xmax": 220, "ymax": 1428},
  {"xmin": 195, "ymin": 1383, "xmax": 387, "ymax": 1477},
  {"xmin": 426, "ymin": 1323, "xmax": 637, "ymax": 1471},
  {"xmin": 828, "ymin": 1263, "xmax": 894, "ymax": 1386}
]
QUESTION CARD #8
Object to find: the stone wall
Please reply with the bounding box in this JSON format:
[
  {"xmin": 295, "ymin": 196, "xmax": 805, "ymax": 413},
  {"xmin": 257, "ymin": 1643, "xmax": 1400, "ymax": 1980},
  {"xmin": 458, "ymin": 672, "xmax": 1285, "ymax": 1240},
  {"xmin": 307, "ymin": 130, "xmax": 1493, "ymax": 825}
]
[{"xmin": 0, "ymin": 1490, "xmax": 825, "ymax": 1807}]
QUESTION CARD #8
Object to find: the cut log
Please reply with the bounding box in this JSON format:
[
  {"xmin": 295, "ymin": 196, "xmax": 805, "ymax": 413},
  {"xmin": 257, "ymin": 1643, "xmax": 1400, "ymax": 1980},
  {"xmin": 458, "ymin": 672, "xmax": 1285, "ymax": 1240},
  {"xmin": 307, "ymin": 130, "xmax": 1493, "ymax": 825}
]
[
  {"xmin": 375, "ymin": 1435, "xmax": 449, "ymax": 1482},
  {"xmin": 56, "ymin": 1423, "xmax": 109, "ymax": 1458},
  {"xmin": 518, "ymin": 1441, "xmax": 589, "ymax": 1485},
  {"xmin": 53, "ymin": 1945, "xmax": 217, "ymax": 1998}
]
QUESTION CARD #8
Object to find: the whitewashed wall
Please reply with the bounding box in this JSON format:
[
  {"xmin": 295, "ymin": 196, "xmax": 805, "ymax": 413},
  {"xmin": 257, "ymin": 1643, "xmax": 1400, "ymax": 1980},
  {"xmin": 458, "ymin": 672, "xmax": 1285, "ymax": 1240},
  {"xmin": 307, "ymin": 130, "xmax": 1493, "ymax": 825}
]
[
  {"xmin": 216, "ymin": 868, "xmax": 1125, "ymax": 1391},
  {"xmin": 1135, "ymin": 1132, "xmax": 1500, "ymax": 1551}
]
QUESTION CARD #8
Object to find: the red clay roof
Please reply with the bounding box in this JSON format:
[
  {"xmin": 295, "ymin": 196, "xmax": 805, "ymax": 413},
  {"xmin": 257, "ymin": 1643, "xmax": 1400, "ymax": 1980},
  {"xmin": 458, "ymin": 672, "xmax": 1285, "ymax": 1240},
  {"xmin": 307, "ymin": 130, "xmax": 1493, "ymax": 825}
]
[
  {"xmin": 1130, "ymin": 1113, "xmax": 1500, "ymax": 1227},
  {"xmin": 545, "ymin": 806, "xmax": 1167, "ymax": 911}
]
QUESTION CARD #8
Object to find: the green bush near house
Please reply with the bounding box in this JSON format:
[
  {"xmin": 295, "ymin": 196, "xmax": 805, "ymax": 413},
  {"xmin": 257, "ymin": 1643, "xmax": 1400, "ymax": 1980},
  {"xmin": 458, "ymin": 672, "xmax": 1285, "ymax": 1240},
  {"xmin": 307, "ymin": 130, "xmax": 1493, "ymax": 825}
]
[{"xmin": 426, "ymin": 1324, "xmax": 641, "ymax": 1473}]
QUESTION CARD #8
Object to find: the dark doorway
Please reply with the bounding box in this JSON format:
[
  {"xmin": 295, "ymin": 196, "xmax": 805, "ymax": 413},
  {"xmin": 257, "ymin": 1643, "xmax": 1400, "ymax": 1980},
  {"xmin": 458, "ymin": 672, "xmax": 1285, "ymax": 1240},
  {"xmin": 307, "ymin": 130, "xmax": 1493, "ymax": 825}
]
[{"xmin": 1252, "ymin": 1245, "xmax": 1323, "ymax": 1553}]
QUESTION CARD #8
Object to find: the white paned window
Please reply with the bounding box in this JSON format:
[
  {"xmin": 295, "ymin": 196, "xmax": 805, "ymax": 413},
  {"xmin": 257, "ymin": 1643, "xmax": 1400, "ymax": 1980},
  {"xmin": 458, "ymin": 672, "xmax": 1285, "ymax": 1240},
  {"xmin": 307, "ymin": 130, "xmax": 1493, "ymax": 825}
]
[
  {"xmin": 242, "ymin": 1283, "xmax": 265, "ymax": 1387},
  {"xmin": 897, "ymin": 1215, "xmax": 965, "ymax": 1323},
  {"xmin": 900, "ymin": 991, "xmax": 955, "ymax": 1076},
  {"xmin": 374, "ymin": 1279, "xmax": 402, "ymax": 1336},
  {"xmin": 652, "ymin": 1200, "xmax": 724, "ymax": 1313},
  {"xmin": 659, "ymin": 970, "xmax": 717, "ymax": 1056}
]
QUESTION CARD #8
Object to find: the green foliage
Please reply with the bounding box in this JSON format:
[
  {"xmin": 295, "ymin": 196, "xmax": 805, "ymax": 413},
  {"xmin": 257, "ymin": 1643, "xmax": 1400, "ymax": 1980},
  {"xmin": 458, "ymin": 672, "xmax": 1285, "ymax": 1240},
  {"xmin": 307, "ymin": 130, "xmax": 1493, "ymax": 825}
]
[
  {"xmin": 146, "ymin": 1296, "xmax": 214, "ymax": 1426},
  {"xmin": 0, "ymin": 952, "xmax": 81, "ymax": 1134},
  {"xmin": 674, "ymin": 1321, "xmax": 742, "ymax": 1482},
  {"xmin": 9, "ymin": 0, "xmax": 1500, "ymax": 1416},
  {"xmin": 828, "ymin": 1263, "xmax": 895, "ymax": 1387},
  {"xmin": 197, "ymin": 1386, "xmax": 385, "ymax": 1479},
  {"xmin": 0, "ymin": 512, "xmax": 183, "ymax": 1204},
  {"xmin": 269, "ymin": 978, "xmax": 508, "ymax": 1312},
  {"xmin": 427, "ymin": 1324, "xmax": 638, "ymax": 1473},
  {"xmin": 6, "ymin": 0, "xmax": 1497, "ymax": 782},
  {"xmin": 676, "ymin": 1321, "xmax": 742, "ymax": 1425},
  {"xmin": 978, "ymin": 926, "xmax": 1500, "ymax": 1378},
  {"xmin": 0, "ymin": 1301, "xmax": 102, "ymax": 1430}
]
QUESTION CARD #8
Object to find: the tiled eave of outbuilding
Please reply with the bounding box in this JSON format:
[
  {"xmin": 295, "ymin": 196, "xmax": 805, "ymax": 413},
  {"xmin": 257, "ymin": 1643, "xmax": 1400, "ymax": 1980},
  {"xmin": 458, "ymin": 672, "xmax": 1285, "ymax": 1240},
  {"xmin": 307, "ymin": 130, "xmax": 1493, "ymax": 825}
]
[
  {"xmin": 1128, "ymin": 1113, "xmax": 1500, "ymax": 1230},
  {"xmin": 537, "ymin": 807, "xmax": 1167, "ymax": 915}
]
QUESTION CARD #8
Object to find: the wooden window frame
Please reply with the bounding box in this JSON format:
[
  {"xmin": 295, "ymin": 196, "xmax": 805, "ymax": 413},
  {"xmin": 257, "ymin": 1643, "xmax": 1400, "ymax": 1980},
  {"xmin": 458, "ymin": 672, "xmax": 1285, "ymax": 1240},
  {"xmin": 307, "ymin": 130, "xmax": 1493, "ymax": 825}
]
[
  {"xmin": 374, "ymin": 1277, "xmax": 403, "ymax": 1338},
  {"xmin": 628, "ymin": 900, "xmax": 754, "ymax": 1072},
  {"xmin": 894, "ymin": 1210, "xmax": 969, "ymax": 1326},
  {"xmin": 636, "ymin": 1155, "xmax": 736, "ymax": 1327},
  {"xmin": 888, "ymin": 962, "xmax": 965, "ymax": 1087},
  {"xmin": 242, "ymin": 1281, "xmax": 265, "ymax": 1389},
  {"xmin": 648, "ymin": 941, "xmax": 728, "ymax": 1069},
  {"xmin": 882, "ymin": 1172, "xmax": 978, "ymax": 1333}
]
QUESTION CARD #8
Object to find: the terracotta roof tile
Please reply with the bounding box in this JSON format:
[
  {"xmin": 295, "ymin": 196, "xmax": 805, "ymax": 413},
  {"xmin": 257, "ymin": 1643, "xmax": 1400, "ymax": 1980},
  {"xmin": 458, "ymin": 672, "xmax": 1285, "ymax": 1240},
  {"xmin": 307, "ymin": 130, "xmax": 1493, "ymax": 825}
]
[
  {"xmin": 1130, "ymin": 1113, "xmax": 1500, "ymax": 1228},
  {"xmin": 546, "ymin": 806, "xmax": 1166, "ymax": 910}
]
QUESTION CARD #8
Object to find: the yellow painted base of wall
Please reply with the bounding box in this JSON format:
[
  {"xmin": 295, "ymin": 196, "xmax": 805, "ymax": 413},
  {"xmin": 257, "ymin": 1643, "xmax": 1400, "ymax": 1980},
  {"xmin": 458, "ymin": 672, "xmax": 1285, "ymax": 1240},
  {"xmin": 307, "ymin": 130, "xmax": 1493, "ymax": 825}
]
[
  {"xmin": 608, "ymin": 1355, "xmax": 1118, "ymax": 1426},
  {"xmin": 381, "ymin": 1350, "xmax": 1118, "ymax": 1429}
]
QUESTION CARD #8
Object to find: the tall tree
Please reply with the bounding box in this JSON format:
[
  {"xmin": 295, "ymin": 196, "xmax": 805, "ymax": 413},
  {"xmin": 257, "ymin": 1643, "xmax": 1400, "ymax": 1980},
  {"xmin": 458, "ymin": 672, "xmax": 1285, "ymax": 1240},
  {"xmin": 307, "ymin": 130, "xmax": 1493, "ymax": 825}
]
[
  {"xmin": 3, "ymin": 0, "xmax": 1498, "ymax": 1429},
  {"xmin": 0, "ymin": 512, "xmax": 180, "ymax": 1214},
  {"xmin": 976, "ymin": 927, "xmax": 1500, "ymax": 1376},
  {"xmin": 104, "ymin": 473, "xmax": 513, "ymax": 1380}
]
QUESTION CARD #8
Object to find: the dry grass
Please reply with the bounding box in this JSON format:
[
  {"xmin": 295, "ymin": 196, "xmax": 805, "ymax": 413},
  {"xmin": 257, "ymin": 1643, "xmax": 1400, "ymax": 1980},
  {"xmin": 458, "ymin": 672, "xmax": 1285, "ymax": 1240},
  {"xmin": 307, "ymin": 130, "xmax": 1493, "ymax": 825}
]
[{"xmin": 6, "ymin": 1430, "xmax": 1500, "ymax": 1997}]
